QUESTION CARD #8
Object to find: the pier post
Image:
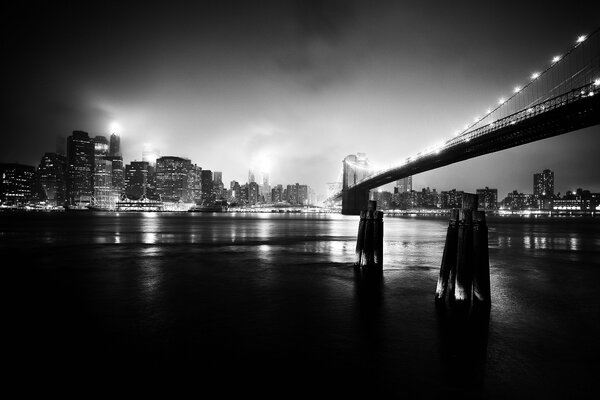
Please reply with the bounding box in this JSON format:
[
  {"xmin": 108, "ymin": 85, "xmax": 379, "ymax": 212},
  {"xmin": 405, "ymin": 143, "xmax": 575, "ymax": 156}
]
[
  {"xmin": 373, "ymin": 210, "xmax": 384, "ymax": 271},
  {"xmin": 453, "ymin": 209, "xmax": 474, "ymax": 308},
  {"xmin": 354, "ymin": 210, "xmax": 367, "ymax": 267},
  {"xmin": 435, "ymin": 209, "xmax": 459, "ymax": 303},
  {"xmin": 354, "ymin": 200, "xmax": 384, "ymax": 272},
  {"xmin": 472, "ymin": 211, "xmax": 491, "ymax": 307},
  {"xmin": 362, "ymin": 207, "xmax": 375, "ymax": 267}
]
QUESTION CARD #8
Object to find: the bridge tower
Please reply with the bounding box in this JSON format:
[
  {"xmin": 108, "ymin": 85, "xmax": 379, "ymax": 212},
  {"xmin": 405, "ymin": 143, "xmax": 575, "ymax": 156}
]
[{"xmin": 342, "ymin": 153, "xmax": 371, "ymax": 215}]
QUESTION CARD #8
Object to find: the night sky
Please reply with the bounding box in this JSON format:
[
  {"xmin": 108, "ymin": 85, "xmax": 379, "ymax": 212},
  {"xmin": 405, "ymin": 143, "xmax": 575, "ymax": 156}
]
[{"xmin": 2, "ymin": 0, "xmax": 599, "ymax": 198}]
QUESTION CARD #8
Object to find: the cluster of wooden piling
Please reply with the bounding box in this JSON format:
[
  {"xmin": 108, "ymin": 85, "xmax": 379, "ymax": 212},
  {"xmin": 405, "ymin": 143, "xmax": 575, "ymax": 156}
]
[
  {"xmin": 435, "ymin": 194, "xmax": 491, "ymax": 310},
  {"xmin": 354, "ymin": 200, "xmax": 384, "ymax": 272}
]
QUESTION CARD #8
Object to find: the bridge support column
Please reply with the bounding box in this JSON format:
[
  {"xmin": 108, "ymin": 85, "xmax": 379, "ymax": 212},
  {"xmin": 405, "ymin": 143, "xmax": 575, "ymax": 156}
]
[
  {"xmin": 435, "ymin": 193, "xmax": 491, "ymax": 313},
  {"xmin": 342, "ymin": 188, "xmax": 370, "ymax": 216}
]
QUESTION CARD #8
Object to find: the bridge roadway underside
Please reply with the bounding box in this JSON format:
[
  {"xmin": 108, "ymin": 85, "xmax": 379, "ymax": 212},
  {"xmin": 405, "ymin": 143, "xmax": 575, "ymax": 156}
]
[{"xmin": 340, "ymin": 94, "xmax": 600, "ymax": 215}]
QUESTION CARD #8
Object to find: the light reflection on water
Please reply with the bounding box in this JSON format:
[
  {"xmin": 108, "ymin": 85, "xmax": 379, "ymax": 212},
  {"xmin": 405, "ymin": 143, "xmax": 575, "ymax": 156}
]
[{"xmin": 3, "ymin": 213, "xmax": 600, "ymax": 397}]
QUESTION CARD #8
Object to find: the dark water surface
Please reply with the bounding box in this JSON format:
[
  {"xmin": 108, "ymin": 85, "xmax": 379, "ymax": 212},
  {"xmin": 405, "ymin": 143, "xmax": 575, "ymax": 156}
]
[{"xmin": 2, "ymin": 212, "xmax": 599, "ymax": 397}]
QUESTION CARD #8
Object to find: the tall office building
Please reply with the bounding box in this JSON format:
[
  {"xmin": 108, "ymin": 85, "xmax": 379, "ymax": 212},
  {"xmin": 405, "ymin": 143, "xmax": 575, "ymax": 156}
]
[
  {"xmin": 248, "ymin": 181, "xmax": 259, "ymax": 205},
  {"xmin": 0, "ymin": 163, "xmax": 36, "ymax": 206},
  {"xmin": 142, "ymin": 143, "xmax": 160, "ymax": 167},
  {"xmin": 533, "ymin": 169, "xmax": 554, "ymax": 198},
  {"xmin": 396, "ymin": 176, "xmax": 412, "ymax": 193},
  {"xmin": 66, "ymin": 130, "xmax": 95, "ymax": 208},
  {"xmin": 342, "ymin": 153, "xmax": 369, "ymax": 189},
  {"xmin": 125, "ymin": 161, "xmax": 149, "ymax": 200},
  {"xmin": 187, "ymin": 165, "xmax": 202, "ymax": 203},
  {"xmin": 56, "ymin": 136, "xmax": 66, "ymax": 156},
  {"xmin": 213, "ymin": 171, "xmax": 224, "ymax": 200},
  {"xmin": 248, "ymin": 169, "xmax": 256, "ymax": 184},
  {"xmin": 156, "ymin": 156, "xmax": 192, "ymax": 202},
  {"xmin": 200, "ymin": 170, "xmax": 214, "ymax": 205},
  {"xmin": 230, "ymin": 180, "xmax": 241, "ymax": 203},
  {"xmin": 262, "ymin": 173, "xmax": 270, "ymax": 203},
  {"xmin": 94, "ymin": 136, "xmax": 109, "ymax": 156},
  {"xmin": 109, "ymin": 133, "xmax": 121, "ymax": 157},
  {"xmin": 92, "ymin": 135, "xmax": 114, "ymax": 208},
  {"xmin": 38, "ymin": 153, "xmax": 67, "ymax": 207}
]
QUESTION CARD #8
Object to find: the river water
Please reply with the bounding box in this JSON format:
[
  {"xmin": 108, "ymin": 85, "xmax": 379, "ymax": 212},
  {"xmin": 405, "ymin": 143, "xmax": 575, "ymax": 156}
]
[{"xmin": 2, "ymin": 212, "xmax": 599, "ymax": 397}]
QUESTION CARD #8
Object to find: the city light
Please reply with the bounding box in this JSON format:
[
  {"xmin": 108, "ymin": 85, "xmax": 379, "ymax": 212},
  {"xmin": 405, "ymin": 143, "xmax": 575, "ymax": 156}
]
[
  {"xmin": 486, "ymin": 109, "xmax": 491, "ymax": 114},
  {"xmin": 514, "ymin": 86, "xmax": 521, "ymax": 93},
  {"xmin": 594, "ymin": 78, "xmax": 600, "ymax": 86},
  {"xmin": 552, "ymin": 55, "xmax": 561, "ymax": 63},
  {"xmin": 531, "ymin": 72, "xmax": 540, "ymax": 80},
  {"xmin": 576, "ymin": 35, "xmax": 586, "ymax": 43},
  {"xmin": 498, "ymin": 98, "xmax": 505, "ymax": 105},
  {"xmin": 109, "ymin": 121, "xmax": 122, "ymax": 134},
  {"xmin": 473, "ymin": 116, "xmax": 480, "ymax": 122}
]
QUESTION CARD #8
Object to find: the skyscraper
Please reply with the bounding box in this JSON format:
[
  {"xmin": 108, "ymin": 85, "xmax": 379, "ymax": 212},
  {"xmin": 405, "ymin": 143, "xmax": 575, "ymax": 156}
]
[
  {"xmin": 38, "ymin": 153, "xmax": 67, "ymax": 207},
  {"xmin": 142, "ymin": 143, "xmax": 160, "ymax": 167},
  {"xmin": 201, "ymin": 170, "xmax": 214, "ymax": 205},
  {"xmin": 156, "ymin": 156, "xmax": 192, "ymax": 203},
  {"xmin": 66, "ymin": 130, "xmax": 95, "ymax": 208},
  {"xmin": 125, "ymin": 161, "xmax": 149, "ymax": 200},
  {"xmin": 533, "ymin": 169, "xmax": 554, "ymax": 198},
  {"xmin": 396, "ymin": 176, "xmax": 412, "ymax": 193},
  {"xmin": 248, "ymin": 169, "xmax": 256, "ymax": 184},
  {"xmin": 262, "ymin": 173, "xmax": 270, "ymax": 203},
  {"xmin": 0, "ymin": 163, "xmax": 36, "ymax": 206},
  {"xmin": 109, "ymin": 133, "xmax": 121, "ymax": 157}
]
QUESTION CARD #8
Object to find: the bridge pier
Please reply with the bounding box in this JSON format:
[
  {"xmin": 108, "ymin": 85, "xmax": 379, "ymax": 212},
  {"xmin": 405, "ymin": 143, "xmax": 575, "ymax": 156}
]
[{"xmin": 342, "ymin": 188, "xmax": 370, "ymax": 215}]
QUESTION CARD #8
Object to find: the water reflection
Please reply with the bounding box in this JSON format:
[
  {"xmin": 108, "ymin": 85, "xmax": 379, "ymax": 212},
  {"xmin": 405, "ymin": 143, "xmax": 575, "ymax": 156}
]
[{"xmin": 435, "ymin": 304, "xmax": 490, "ymax": 397}]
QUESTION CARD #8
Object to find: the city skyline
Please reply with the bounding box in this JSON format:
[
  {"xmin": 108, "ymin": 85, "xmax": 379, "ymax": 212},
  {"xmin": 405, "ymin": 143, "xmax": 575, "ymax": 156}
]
[{"xmin": 2, "ymin": 1, "xmax": 600, "ymax": 197}]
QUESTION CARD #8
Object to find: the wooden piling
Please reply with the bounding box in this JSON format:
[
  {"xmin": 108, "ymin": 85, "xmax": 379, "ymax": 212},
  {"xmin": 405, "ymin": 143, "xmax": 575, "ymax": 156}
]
[
  {"xmin": 362, "ymin": 208, "xmax": 375, "ymax": 267},
  {"xmin": 373, "ymin": 210, "xmax": 384, "ymax": 270},
  {"xmin": 435, "ymin": 209, "xmax": 459, "ymax": 303},
  {"xmin": 354, "ymin": 210, "xmax": 367, "ymax": 267},
  {"xmin": 453, "ymin": 209, "xmax": 474, "ymax": 308},
  {"xmin": 472, "ymin": 211, "xmax": 491, "ymax": 306}
]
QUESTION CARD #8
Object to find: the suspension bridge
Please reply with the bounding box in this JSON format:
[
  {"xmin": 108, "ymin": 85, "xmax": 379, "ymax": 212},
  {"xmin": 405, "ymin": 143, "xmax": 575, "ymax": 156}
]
[{"xmin": 326, "ymin": 29, "xmax": 600, "ymax": 215}]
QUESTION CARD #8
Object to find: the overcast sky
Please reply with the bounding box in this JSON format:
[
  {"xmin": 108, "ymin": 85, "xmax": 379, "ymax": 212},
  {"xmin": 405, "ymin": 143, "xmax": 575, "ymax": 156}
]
[{"xmin": 2, "ymin": 0, "xmax": 599, "ymax": 198}]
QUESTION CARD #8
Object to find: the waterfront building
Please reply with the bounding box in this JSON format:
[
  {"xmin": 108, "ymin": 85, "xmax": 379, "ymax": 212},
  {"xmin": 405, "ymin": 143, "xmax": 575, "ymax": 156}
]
[
  {"xmin": 271, "ymin": 184, "xmax": 283, "ymax": 203},
  {"xmin": 213, "ymin": 171, "xmax": 224, "ymax": 200},
  {"xmin": 248, "ymin": 181, "xmax": 259, "ymax": 205},
  {"xmin": 0, "ymin": 163, "xmax": 36, "ymax": 206},
  {"xmin": 262, "ymin": 173, "xmax": 270, "ymax": 203},
  {"xmin": 476, "ymin": 187, "xmax": 498, "ymax": 210},
  {"xmin": 156, "ymin": 156, "xmax": 192, "ymax": 202},
  {"xmin": 187, "ymin": 165, "xmax": 202, "ymax": 203},
  {"xmin": 229, "ymin": 180, "xmax": 241, "ymax": 203},
  {"xmin": 396, "ymin": 176, "xmax": 412, "ymax": 193},
  {"xmin": 440, "ymin": 189, "xmax": 464, "ymax": 209},
  {"xmin": 200, "ymin": 169, "xmax": 214, "ymax": 205},
  {"xmin": 67, "ymin": 130, "xmax": 95, "ymax": 208},
  {"xmin": 371, "ymin": 190, "xmax": 393, "ymax": 209},
  {"xmin": 534, "ymin": 169, "xmax": 554, "ymax": 198},
  {"xmin": 501, "ymin": 190, "xmax": 535, "ymax": 210},
  {"xmin": 125, "ymin": 161, "xmax": 149, "ymax": 200},
  {"xmin": 38, "ymin": 153, "xmax": 67, "ymax": 207}
]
